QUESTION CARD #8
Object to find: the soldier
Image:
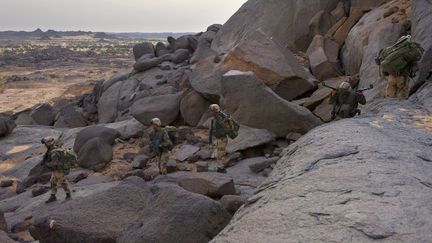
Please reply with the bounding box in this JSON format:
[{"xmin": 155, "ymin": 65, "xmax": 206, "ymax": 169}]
[
  {"xmin": 341, "ymin": 0, "xmax": 351, "ymax": 17},
  {"xmin": 149, "ymin": 118, "xmax": 173, "ymax": 175},
  {"xmin": 328, "ymin": 82, "xmax": 367, "ymax": 120},
  {"xmin": 41, "ymin": 137, "xmax": 73, "ymax": 204},
  {"xmin": 209, "ymin": 104, "xmax": 239, "ymax": 173},
  {"xmin": 376, "ymin": 35, "xmax": 424, "ymax": 99}
]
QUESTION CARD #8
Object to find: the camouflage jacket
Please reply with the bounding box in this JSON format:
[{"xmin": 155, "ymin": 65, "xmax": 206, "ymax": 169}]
[
  {"xmin": 149, "ymin": 128, "xmax": 173, "ymax": 154},
  {"xmin": 43, "ymin": 147, "xmax": 62, "ymax": 171},
  {"xmin": 211, "ymin": 111, "xmax": 233, "ymax": 139},
  {"xmin": 329, "ymin": 90, "xmax": 366, "ymax": 118}
]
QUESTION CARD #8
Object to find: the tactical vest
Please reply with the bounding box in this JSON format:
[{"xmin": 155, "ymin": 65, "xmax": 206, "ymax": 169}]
[{"xmin": 334, "ymin": 91, "xmax": 360, "ymax": 118}]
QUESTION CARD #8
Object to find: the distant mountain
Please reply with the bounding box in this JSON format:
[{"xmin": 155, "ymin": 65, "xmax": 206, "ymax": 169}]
[
  {"xmin": 110, "ymin": 32, "xmax": 197, "ymax": 39},
  {"xmin": 0, "ymin": 29, "xmax": 197, "ymax": 40}
]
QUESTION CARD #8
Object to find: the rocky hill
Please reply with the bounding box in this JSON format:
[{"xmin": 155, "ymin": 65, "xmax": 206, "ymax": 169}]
[{"xmin": 0, "ymin": 0, "xmax": 431, "ymax": 242}]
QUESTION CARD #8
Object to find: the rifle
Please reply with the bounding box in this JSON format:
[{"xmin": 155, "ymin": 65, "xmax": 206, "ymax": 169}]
[
  {"xmin": 356, "ymin": 84, "xmax": 374, "ymax": 93},
  {"xmin": 322, "ymin": 81, "xmax": 374, "ymax": 92},
  {"xmin": 209, "ymin": 119, "xmax": 214, "ymax": 145},
  {"xmin": 219, "ymin": 110, "xmax": 229, "ymax": 119}
]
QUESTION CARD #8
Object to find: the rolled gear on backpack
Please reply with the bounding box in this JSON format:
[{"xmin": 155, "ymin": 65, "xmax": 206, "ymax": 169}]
[{"xmin": 376, "ymin": 35, "xmax": 424, "ymax": 76}]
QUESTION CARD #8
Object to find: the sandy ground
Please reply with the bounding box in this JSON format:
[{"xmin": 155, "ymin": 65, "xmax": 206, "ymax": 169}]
[{"xmin": 0, "ymin": 60, "xmax": 131, "ymax": 113}]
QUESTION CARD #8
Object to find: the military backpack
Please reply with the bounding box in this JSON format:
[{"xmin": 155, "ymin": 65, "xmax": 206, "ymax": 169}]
[
  {"xmin": 163, "ymin": 126, "xmax": 177, "ymax": 150},
  {"xmin": 218, "ymin": 111, "xmax": 240, "ymax": 139},
  {"xmin": 50, "ymin": 148, "xmax": 77, "ymax": 174},
  {"xmin": 376, "ymin": 36, "xmax": 424, "ymax": 76}
]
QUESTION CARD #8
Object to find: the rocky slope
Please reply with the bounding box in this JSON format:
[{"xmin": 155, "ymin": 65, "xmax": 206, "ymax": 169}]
[
  {"xmin": 0, "ymin": 0, "xmax": 431, "ymax": 242},
  {"xmin": 213, "ymin": 94, "xmax": 432, "ymax": 242}
]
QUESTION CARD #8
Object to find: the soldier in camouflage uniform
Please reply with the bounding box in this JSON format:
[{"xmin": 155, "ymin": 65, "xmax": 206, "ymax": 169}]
[
  {"xmin": 329, "ymin": 82, "xmax": 366, "ymax": 120},
  {"xmin": 41, "ymin": 137, "xmax": 72, "ymax": 203},
  {"xmin": 149, "ymin": 118, "xmax": 173, "ymax": 175},
  {"xmin": 209, "ymin": 104, "xmax": 233, "ymax": 173},
  {"xmin": 341, "ymin": 0, "xmax": 351, "ymax": 17}
]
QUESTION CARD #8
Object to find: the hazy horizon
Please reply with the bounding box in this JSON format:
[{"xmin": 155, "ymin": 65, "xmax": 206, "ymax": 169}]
[{"xmin": 0, "ymin": 0, "xmax": 247, "ymax": 33}]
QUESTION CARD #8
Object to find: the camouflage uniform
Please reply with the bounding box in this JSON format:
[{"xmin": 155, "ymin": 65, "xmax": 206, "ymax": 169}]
[
  {"xmin": 45, "ymin": 149, "xmax": 71, "ymax": 196},
  {"xmin": 149, "ymin": 128, "xmax": 173, "ymax": 175},
  {"xmin": 211, "ymin": 113, "xmax": 231, "ymax": 170},
  {"xmin": 341, "ymin": 0, "xmax": 351, "ymax": 17},
  {"xmin": 329, "ymin": 89, "xmax": 366, "ymax": 119},
  {"xmin": 386, "ymin": 74, "xmax": 409, "ymax": 99}
]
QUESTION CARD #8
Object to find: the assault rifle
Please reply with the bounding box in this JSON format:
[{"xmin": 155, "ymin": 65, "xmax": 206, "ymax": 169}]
[
  {"xmin": 322, "ymin": 82, "xmax": 374, "ymax": 92},
  {"xmin": 209, "ymin": 119, "xmax": 214, "ymax": 145},
  {"xmin": 322, "ymin": 82, "xmax": 373, "ymax": 120}
]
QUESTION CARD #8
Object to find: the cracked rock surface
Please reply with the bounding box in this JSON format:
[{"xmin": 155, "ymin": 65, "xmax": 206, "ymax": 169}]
[{"xmin": 213, "ymin": 99, "xmax": 432, "ymax": 243}]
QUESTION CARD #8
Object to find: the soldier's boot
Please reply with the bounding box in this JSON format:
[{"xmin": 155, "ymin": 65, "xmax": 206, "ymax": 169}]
[
  {"xmin": 65, "ymin": 193, "xmax": 72, "ymax": 201},
  {"xmin": 45, "ymin": 194, "xmax": 57, "ymax": 204}
]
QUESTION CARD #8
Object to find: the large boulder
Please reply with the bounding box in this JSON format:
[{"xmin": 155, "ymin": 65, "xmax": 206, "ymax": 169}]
[
  {"xmin": 1, "ymin": 181, "xmax": 120, "ymax": 234},
  {"xmin": 213, "ymin": 100, "xmax": 432, "ymax": 242},
  {"xmin": 30, "ymin": 103, "xmax": 55, "ymax": 126},
  {"xmin": 98, "ymin": 78, "xmax": 139, "ymax": 123},
  {"xmin": 104, "ymin": 119, "xmax": 145, "ymax": 140},
  {"xmin": 54, "ymin": 105, "xmax": 87, "ymax": 128},
  {"xmin": 30, "ymin": 178, "xmax": 230, "ymax": 243},
  {"xmin": 225, "ymin": 157, "xmax": 268, "ymax": 197},
  {"xmin": 170, "ymin": 35, "xmax": 197, "ymax": 52},
  {"xmin": 174, "ymin": 145, "xmax": 200, "ymax": 162},
  {"xmin": 134, "ymin": 56, "xmax": 163, "ymax": 72},
  {"xmin": 73, "ymin": 126, "xmax": 119, "ymax": 153},
  {"xmin": 101, "ymin": 69, "xmax": 132, "ymax": 92},
  {"xmin": 117, "ymin": 181, "xmax": 231, "ymax": 243},
  {"xmin": 326, "ymin": 7, "xmax": 368, "ymax": 46},
  {"xmin": 77, "ymin": 137, "xmax": 113, "ymax": 171},
  {"xmin": 170, "ymin": 49, "xmax": 191, "ymax": 64},
  {"xmin": 190, "ymin": 36, "xmax": 217, "ymax": 64},
  {"xmin": 155, "ymin": 42, "xmax": 169, "ymax": 57},
  {"xmin": 180, "ymin": 90, "xmax": 210, "ymax": 126},
  {"xmin": 309, "ymin": 10, "xmax": 336, "ymax": 37},
  {"xmin": 189, "ymin": 54, "xmax": 228, "ymax": 102},
  {"xmin": 98, "ymin": 81, "xmax": 122, "ymax": 123},
  {"xmin": 162, "ymin": 172, "xmax": 236, "ymax": 199},
  {"xmin": 0, "ymin": 231, "xmax": 17, "ymax": 243},
  {"xmin": 131, "ymin": 93, "xmax": 182, "ymax": 126},
  {"xmin": 306, "ymin": 35, "xmax": 341, "ymax": 81},
  {"xmin": 227, "ymin": 126, "xmax": 275, "ymax": 153},
  {"xmin": 220, "ymin": 71, "xmax": 322, "ymax": 137},
  {"xmin": 220, "ymin": 195, "xmax": 248, "ymax": 215},
  {"xmin": 342, "ymin": 0, "xmax": 411, "ymax": 100},
  {"xmin": 132, "ymin": 42, "xmax": 155, "ymax": 60},
  {"xmin": 14, "ymin": 109, "xmax": 32, "ymax": 126},
  {"xmin": 222, "ymin": 29, "xmax": 317, "ymax": 100},
  {"xmin": 0, "ymin": 114, "xmax": 16, "ymax": 137},
  {"xmin": 212, "ymin": 0, "xmax": 339, "ymax": 52},
  {"xmin": 412, "ymin": 0, "xmax": 432, "ymax": 85}
]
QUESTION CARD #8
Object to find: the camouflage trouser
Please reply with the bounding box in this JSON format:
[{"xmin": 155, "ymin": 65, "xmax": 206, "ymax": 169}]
[
  {"xmin": 50, "ymin": 170, "xmax": 70, "ymax": 195},
  {"xmin": 386, "ymin": 75, "xmax": 409, "ymax": 99},
  {"xmin": 215, "ymin": 137, "xmax": 228, "ymax": 169},
  {"xmin": 158, "ymin": 151, "xmax": 170, "ymax": 175}
]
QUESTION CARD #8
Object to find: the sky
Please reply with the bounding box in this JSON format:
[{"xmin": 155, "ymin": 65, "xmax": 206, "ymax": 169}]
[{"xmin": 0, "ymin": 0, "xmax": 247, "ymax": 33}]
